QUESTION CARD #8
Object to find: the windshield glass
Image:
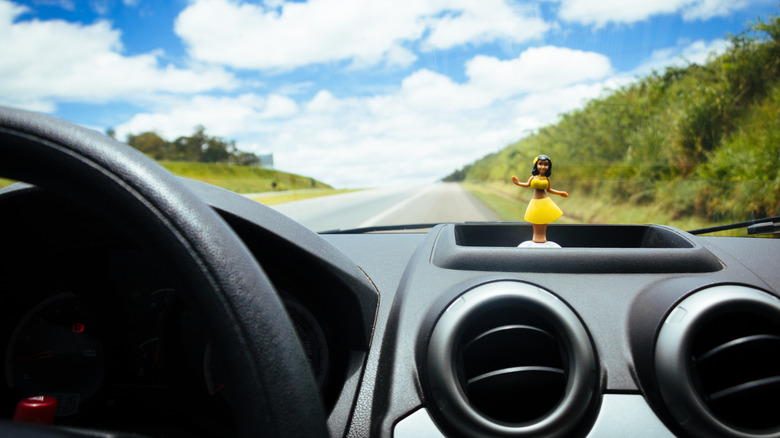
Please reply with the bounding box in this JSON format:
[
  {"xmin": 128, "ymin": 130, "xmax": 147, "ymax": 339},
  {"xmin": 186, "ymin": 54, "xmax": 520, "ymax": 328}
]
[{"xmin": 1, "ymin": 0, "xmax": 777, "ymax": 234}]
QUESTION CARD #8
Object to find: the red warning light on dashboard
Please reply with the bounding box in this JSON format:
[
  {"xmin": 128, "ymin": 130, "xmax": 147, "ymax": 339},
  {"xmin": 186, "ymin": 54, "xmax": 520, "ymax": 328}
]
[{"xmin": 72, "ymin": 323, "xmax": 85, "ymax": 333}]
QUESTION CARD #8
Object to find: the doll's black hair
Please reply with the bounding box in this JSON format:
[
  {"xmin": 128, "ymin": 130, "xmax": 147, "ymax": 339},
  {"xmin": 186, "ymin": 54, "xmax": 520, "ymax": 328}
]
[{"xmin": 531, "ymin": 154, "xmax": 552, "ymax": 176}]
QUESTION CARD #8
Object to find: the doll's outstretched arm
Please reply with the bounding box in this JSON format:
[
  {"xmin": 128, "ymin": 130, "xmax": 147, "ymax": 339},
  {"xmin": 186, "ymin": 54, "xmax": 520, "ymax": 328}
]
[
  {"xmin": 512, "ymin": 175, "xmax": 532, "ymax": 188},
  {"xmin": 548, "ymin": 187, "xmax": 569, "ymax": 197}
]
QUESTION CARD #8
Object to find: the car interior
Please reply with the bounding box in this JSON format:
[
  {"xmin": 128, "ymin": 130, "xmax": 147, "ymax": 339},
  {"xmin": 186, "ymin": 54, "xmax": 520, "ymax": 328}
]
[{"xmin": 1, "ymin": 106, "xmax": 780, "ymax": 438}]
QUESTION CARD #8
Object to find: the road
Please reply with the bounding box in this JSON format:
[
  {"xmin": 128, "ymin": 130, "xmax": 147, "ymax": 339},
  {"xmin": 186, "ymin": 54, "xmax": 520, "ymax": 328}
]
[{"xmin": 270, "ymin": 182, "xmax": 499, "ymax": 232}]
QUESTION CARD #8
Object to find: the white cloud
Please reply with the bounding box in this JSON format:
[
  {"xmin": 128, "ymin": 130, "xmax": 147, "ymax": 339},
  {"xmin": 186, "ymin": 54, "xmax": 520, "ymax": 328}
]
[
  {"xmin": 175, "ymin": 0, "xmax": 427, "ymax": 70},
  {"xmin": 512, "ymin": 81, "xmax": 618, "ymax": 123},
  {"xmin": 558, "ymin": 0, "xmax": 686, "ymax": 26},
  {"xmin": 396, "ymin": 69, "xmax": 492, "ymax": 110},
  {"xmin": 174, "ymin": 0, "xmax": 551, "ymax": 71},
  {"xmin": 115, "ymin": 93, "xmax": 298, "ymax": 140},
  {"xmin": 422, "ymin": 0, "xmax": 549, "ymax": 50},
  {"xmin": 379, "ymin": 46, "xmax": 612, "ymax": 115},
  {"xmin": 90, "ymin": 0, "xmax": 110, "ymax": 15},
  {"xmin": 465, "ymin": 46, "xmax": 612, "ymax": 97},
  {"xmin": 629, "ymin": 38, "xmax": 729, "ymax": 77},
  {"xmin": 681, "ymin": 0, "xmax": 754, "ymax": 20},
  {"xmin": 31, "ymin": 0, "xmax": 75, "ymax": 11},
  {"xmin": 557, "ymin": 0, "xmax": 763, "ymax": 27},
  {"xmin": 0, "ymin": 0, "xmax": 237, "ymax": 111}
]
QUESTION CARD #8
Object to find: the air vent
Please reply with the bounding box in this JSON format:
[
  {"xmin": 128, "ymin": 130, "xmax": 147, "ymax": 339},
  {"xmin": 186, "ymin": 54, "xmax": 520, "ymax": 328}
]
[
  {"xmin": 461, "ymin": 321, "xmax": 566, "ymax": 423},
  {"xmin": 655, "ymin": 285, "xmax": 780, "ymax": 437},
  {"xmin": 424, "ymin": 281, "xmax": 597, "ymax": 437}
]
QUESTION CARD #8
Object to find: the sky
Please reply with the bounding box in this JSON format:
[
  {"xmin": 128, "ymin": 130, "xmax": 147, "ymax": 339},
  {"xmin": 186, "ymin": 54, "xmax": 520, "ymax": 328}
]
[{"xmin": 1, "ymin": 0, "xmax": 777, "ymax": 188}]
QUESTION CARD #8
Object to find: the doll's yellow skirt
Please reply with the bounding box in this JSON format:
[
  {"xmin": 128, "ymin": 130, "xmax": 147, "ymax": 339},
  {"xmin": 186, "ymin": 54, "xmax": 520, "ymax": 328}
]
[{"xmin": 524, "ymin": 197, "xmax": 563, "ymax": 224}]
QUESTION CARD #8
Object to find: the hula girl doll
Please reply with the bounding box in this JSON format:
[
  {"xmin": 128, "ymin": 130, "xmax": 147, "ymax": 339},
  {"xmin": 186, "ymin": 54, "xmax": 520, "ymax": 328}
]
[{"xmin": 511, "ymin": 155, "xmax": 568, "ymax": 244}]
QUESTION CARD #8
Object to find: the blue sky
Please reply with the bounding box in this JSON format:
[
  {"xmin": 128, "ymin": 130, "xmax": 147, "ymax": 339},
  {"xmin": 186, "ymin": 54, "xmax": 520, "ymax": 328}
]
[{"xmin": 1, "ymin": 0, "xmax": 777, "ymax": 187}]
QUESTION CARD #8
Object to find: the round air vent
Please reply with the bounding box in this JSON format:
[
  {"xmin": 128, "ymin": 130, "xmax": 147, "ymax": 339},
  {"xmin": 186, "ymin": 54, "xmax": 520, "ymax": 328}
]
[
  {"xmin": 655, "ymin": 285, "xmax": 780, "ymax": 437},
  {"xmin": 424, "ymin": 281, "xmax": 597, "ymax": 437}
]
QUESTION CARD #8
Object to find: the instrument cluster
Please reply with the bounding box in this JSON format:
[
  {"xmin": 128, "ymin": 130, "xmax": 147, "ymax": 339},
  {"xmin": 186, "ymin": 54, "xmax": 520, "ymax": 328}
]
[{"xmin": 0, "ymin": 245, "xmax": 331, "ymax": 434}]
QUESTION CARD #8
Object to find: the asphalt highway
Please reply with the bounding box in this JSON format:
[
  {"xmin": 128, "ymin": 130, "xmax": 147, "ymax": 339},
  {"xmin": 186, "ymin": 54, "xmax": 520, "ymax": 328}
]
[{"xmin": 271, "ymin": 182, "xmax": 499, "ymax": 232}]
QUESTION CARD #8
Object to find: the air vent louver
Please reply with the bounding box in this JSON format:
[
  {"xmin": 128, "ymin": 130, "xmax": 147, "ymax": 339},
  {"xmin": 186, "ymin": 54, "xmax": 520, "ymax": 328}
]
[
  {"xmin": 424, "ymin": 281, "xmax": 596, "ymax": 437},
  {"xmin": 655, "ymin": 285, "xmax": 780, "ymax": 437},
  {"xmin": 693, "ymin": 313, "xmax": 780, "ymax": 430},
  {"xmin": 462, "ymin": 323, "xmax": 566, "ymax": 423}
]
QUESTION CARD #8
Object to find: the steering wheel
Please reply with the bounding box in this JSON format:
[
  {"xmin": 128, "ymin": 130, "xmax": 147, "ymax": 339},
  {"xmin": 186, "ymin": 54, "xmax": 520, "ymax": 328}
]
[{"xmin": 0, "ymin": 107, "xmax": 328, "ymax": 437}]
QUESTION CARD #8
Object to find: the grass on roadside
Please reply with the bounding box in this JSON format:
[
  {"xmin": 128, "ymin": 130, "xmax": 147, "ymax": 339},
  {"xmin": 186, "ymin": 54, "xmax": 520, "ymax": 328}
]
[
  {"xmin": 0, "ymin": 162, "xmax": 354, "ymax": 207},
  {"xmin": 161, "ymin": 161, "xmax": 332, "ymax": 194},
  {"xmin": 250, "ymin": 189, "xmax": 361, "ymax": 205}
]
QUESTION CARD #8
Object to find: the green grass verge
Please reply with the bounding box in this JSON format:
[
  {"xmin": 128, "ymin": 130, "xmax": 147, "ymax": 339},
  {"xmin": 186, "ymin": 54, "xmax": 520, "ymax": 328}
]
[
  {"xmin": 160, "ymin": 161, "xmax": 333, "ymax": 194},
  {"xmin": 0, "ymin": 162, "xmax": 350, "ymax": 206},
  {"xmin": 250, "ymin": 189, "xmax": 361, "ymax": 205}
]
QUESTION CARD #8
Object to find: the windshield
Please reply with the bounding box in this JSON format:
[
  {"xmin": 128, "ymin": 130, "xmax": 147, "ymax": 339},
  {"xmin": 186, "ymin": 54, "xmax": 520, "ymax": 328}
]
[{"xmin": 1, "ymin": 0, "xmax": 778, "ymax": 234}]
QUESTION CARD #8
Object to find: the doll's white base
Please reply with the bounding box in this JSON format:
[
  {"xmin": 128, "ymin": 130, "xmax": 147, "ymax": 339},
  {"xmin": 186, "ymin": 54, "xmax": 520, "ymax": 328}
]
[{"xmin": 518, "ymin": 240, "xmax": 562, "ymax": 248}]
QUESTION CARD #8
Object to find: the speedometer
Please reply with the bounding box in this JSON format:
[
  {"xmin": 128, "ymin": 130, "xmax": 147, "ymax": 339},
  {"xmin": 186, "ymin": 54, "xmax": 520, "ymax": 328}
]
[{"xmin": 5, "ymin": 293, "xmax": 104, "ymax": 417}]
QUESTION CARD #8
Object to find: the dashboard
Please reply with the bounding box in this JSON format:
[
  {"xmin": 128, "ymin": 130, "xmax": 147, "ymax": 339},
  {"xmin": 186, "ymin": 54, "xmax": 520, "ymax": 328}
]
[
  {"xmin": 1, "ymin": 180, "xmax": 779, "ymax": 438},
  {"xmin": 1, "ymin": 108, "xmax": 779, "ymax": 438},
  {"xmin": 326, "ymin": 221, "xmax": 780, "ymax": 438}
]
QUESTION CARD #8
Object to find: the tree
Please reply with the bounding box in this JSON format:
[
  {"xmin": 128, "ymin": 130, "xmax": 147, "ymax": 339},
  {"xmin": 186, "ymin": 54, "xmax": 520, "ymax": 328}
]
[
  {"xmin": 234, "ymin": 152, "xmax": 261, "ymax": 166},
  {"xmin": 124, "ymin": 125, "xmax": 266, "ymax": 166},
  {"xmin": 173, "ymin": 125, "xmax": 208, "ymax": 161},
  {"xmin": 203, "ymin": 138, "xmax": 236, "ymax": 163},
  {"xmin": 126, "ymin": 131, "xmax": 170, "ymax": 160}
]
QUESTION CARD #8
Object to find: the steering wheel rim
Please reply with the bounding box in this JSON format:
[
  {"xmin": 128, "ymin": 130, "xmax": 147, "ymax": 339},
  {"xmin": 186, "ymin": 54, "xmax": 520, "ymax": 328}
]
[{"xmin": 0, "ymin": 106, "xmax": 328, "ymax": 437}]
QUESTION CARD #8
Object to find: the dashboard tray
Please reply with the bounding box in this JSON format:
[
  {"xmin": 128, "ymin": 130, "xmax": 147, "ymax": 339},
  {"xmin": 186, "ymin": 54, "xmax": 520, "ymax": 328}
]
[{"xmin": 430, "ymin": 224, "xmax": 723, "ymax": 273}]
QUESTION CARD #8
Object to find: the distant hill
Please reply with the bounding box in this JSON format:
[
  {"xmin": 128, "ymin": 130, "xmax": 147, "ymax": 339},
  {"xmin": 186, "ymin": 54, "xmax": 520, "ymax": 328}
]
[{"xmin": 448, "ymin": 15, "xmax": 779, "ymax": 227}]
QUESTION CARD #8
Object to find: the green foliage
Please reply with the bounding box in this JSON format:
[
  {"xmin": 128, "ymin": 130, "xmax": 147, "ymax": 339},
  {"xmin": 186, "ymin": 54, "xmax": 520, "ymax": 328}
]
[
  {"xmin": 721, "ymin": 16, "xmax": 780, "ymax": 108},
  {"xmin": 459, "ymin": 14, "xmax": 780, "ymax": 226},
  {"xmin": 126, "ymin": 125, "xmax": 260, "ymax": 165},
  {"xmin": 442, "ymin": 165, "xmax": 470, "ymax": 182},
  {"xmin": 127, "ymin": 131, "xmax": 170, "ymax": 160},
  {"xmin": 697, "ymin": 81, "xmax": 780, "ymax": 219}
]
